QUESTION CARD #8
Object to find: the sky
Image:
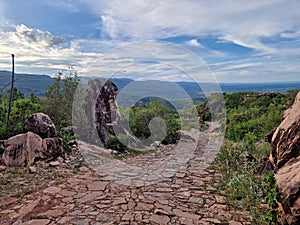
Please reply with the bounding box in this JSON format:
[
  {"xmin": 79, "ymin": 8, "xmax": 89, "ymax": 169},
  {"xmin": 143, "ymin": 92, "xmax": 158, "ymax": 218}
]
[{"xmin": 0, "ymin": 0, "xmax": 300, "ymax": 83}]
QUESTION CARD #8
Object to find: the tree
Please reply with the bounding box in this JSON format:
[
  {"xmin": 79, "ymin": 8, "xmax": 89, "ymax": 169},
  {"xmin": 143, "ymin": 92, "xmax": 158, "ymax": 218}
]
[
  {"xmin": 129, "ymin": 99, "xmax": 181, "ymax": 144},
  {"xmin": 0, "ymin": 88, "xmax": 43, "ymax": 139},
  {"xmin": 42, "ymin": 67, "xmax": 80, "ymax": 128}
]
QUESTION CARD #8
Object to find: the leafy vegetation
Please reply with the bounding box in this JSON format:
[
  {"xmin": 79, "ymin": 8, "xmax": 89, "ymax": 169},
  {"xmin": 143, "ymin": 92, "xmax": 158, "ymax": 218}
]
[
  {"xmin": 210, "ymin": 90, "xmax": 299, "ymax": 224},
  {"xmin": 0, "ymin": 68, "xmax": 80, "ymax": 139},
  {"xmin": 41, "ymin": 68, "xmax": 80, "ymax": 129},
  {"xmin": 225, "ymin": 91, "xmax": 298, "ymax": 142},
  {"xmin": 128, "ymin": 99, "xmax": 181, "ymax": 145},
  {"xmin": 0, "ymin": 87, "xmax": 43, "ymax": 139}
]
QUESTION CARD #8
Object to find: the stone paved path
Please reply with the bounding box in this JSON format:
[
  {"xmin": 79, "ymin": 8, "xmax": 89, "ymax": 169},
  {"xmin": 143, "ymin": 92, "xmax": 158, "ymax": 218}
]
[{"xmin": 1, "ymin": 125, "xmax": 248, "ymax": 225}]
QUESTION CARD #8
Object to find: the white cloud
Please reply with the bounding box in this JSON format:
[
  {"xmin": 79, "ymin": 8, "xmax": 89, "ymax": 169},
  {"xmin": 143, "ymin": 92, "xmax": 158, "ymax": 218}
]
[
  {"xmin": 13, "ymin": 24, "xmax": 66, "ymax": 49},
  {"xmin": 39, "ymin": 0, "xmax": 87, "ymax": 13},
  {"xmin": 0, "ymin": 1, "xmax": 299, "ymax": 83},
  {"xmin": 186, "ymin": 39, "xmax": 204, "ymax": 48},
  {"xmin": 0, "ymin": 25, "xmax": 97, "ymax": 75},
  {"xmin": 281, "ymin": 31, "xmax": 300, "ymax": 39},
  {"xmin": 84, "ymin": 0, "xmax": 300, "ymax": 48}
]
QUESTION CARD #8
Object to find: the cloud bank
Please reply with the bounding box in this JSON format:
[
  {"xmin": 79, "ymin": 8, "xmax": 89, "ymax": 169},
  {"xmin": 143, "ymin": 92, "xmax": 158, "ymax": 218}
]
[{"xmin": 0, "ymin": 0, "xmax": 299, "ymax": 82}]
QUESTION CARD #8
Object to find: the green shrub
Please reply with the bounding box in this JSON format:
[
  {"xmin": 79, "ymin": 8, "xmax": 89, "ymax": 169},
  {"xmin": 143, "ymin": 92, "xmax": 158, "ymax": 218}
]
[
  {"xmin": 106, "ymin": 134, "xmax": 129, "ymax": 152},
  {"xmin": 57, "ymin": 130, "xmax": 75, "ymax": 152},
  {"xmin": 42, "ymin": 69, "xmax": 80, "ymax": 129},
  {"xmin": 129, "ymin": 99, "xmax": 181, "ymax": 144},
  {"xmin": 261, "ymin": 172, "xmax": 282, "ymax": 224},
  {"xmin": 0, "ymin": 88, "xmax": 43, "ymax": 139}
]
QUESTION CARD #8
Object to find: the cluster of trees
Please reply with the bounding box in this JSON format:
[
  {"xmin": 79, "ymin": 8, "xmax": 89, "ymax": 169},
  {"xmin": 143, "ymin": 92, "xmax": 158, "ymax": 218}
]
[
  {"xmin": 225, "ymin": 91, "xmax": 298, "ymax": 141},
  {"xmin": 0, "ymin": 69, "xmax": 79, "ymax": 140},
  {"xmin": 129, "ymin": 99, "xmax": 181, "ymax": 145},
  {"xmin": 0, "ymin": 88, "xmax": 42, "ymax": 139},
  {"xmin": 211, "ymin": 90, "xmax": 299, "ymax": 224}
]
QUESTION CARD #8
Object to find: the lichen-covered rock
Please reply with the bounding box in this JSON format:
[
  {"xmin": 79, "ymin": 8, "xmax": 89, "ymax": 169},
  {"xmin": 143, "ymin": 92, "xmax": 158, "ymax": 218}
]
[
  {"xmin": 84, "ymin": 79, "xmax": 118, "ymax": 145},
  {"xmin": 23, "ymin": 113, "xmax": 57, "ymax": 138},
  {"xmin": 268, "ymin": 91, "xmax": 300, "ymax": 224},
  {"xmin": 1, "ymin": 132, "xmax": 64, "ymax": 167},
  {"xmin": 275, "ymin": 157, "xmax": 300, "ymax": 222},
  {"xmin": 270, "ymin": 92, "xmax": 300, "ymax": 168},
  {"xmin": 2, "ymin": 132, "xmax": 44, "ymax": 166},
  {"xmin": 42, "ymin": 137, "xmax": 64, "ymax": 160}
]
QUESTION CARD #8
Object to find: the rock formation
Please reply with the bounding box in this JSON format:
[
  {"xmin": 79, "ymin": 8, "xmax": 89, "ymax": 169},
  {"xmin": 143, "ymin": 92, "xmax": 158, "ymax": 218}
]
[
  {"xmin": 1, "ymin": 113, "xmax": 64, "ymax": 167},
  {"xmin": 267, "ymin": 91, "xmax": 300, "ymax": 224},
  {"xmin": 24, "ymin": 113, "xmax": 57, "ymax": 138},
  {"xmin": 243, "ymin": 92, "xmax": 278, "ymax": 100},
  {"xmin": 83, "ymin": 78, "xmax": 145, "ymax": 150},
  {"xmin": 84, "ymin": 78, "xmax": 119, "ymax": 145},
  {"xmin": 1, "ymin": 132, "xmax": 63, "ymax": 167},
  {"xmin": 270, "ymin": 92, "xmax": 300, "ymax": 168}
]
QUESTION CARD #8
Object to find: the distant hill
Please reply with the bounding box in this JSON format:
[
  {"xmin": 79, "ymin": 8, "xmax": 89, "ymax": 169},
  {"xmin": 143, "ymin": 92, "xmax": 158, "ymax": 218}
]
[
  {"xmin": 0, "ymin": 70, "xmax": 55, "ymax": 97},
  {"xmin": 1, "ymin": 71, "xmax": 300, "ymax": 101}
]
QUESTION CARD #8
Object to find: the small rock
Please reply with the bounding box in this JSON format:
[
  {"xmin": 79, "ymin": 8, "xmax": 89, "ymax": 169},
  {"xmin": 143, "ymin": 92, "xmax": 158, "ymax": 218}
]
[
  {"xmin": 150, "ymin": 141, "xmax": 161, "ymax": 148},
  {"xmin": 49, "ymin": 161, "xmax": 60, "ymax": 167},
  {"xmin": 229, "ymin": 220, "xmax": 243, "ymax": 225},
  {"xmin": 0, "ymin": 165, "xmax": 6, "ymax": 172},
  {"xmin": 57, "ymin": 156, "xmax": 64, "ymax": 163},
  {"xmin": 21, "ymin": 219, "xmax": 51, "ymax": 225},
  {"xmin": 79, "ymin": 166, "xmax": 89, "ymax": 172},
  {"xmin": 43, "ymin": 186, "xmax": 61, "ymax": 194},
  {"xmin": 28, "ymin": 166, "xmax": 37, "ymax": 173},
  {"xmin": 215, "ymin": 195, "xmax": 226, "ymax": 204},
  {"xmin": 149, "ymin": 214, "xmax": 170, "ymax": 224},
  {"xmin": 70, "ymin": 219, "xmax": 90, "ymax": 225},
  {"xmin": 109, "ymin": 149, "xmax": 119, "ymax": 155}
]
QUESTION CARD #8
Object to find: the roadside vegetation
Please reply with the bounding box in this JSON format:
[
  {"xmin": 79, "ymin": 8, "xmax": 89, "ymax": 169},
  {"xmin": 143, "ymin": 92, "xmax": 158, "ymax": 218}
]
[{"xmin": 206, "ymin": 90, "xmax": 299, "ymax": 224}]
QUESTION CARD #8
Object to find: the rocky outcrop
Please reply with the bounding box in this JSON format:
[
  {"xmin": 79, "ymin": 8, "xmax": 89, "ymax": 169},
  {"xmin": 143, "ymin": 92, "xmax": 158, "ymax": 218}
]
[
  {"xmin": 1, "ymin": 113, "xmax": 64, "ymax": 167},
  {"xmin": 2, "ymin": 132, "xmax": 44, "ymax": 167},
  {"xmin": 267, "ymin": 91, "xmax": 300, "ymax": 224},
  {"xmin": 84, "ymin": 79, "xmax": 119, "ymax": 145},
  {"xmin": 275, "ymin": 158, "xmax": 300, "ymax": 223},
  {"xmin": 83, "ymin": 79, "xmax": 143, "ymax": 150},
  {"xmin": 243, "ymin": 92, "xmax": 278, "ymax": 100},
  {"xmin": 1, "ymin": 132, "xmax": 64, "ymax": 167},
  {"xmin": 24, "ymin": 113, "xmax": 57, "ymax": 138},
  {"xmin": 270, "ymin": 92, "xmax": 300, "ymax": 168}
]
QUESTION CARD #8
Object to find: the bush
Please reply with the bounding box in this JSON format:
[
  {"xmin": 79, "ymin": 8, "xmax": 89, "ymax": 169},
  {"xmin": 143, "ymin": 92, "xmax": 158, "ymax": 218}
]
[
  {"xmin": 106, "ymin": 134, "xmax": 129, "ymax": 152},
  {"xmin": 57, "ymin": 130, "xmax": 75, "ymax": 152},
  {"xmin": 215, "ymin": 140, "xmax": 272, "ymax": 224},
  {"xmin": 42, "ymin": 68, "xmax": 80, "ymax": 129},
  {"xmin": 129, "ymin": 99, "xmax": 181, "ymax": 145},
  {"xmin": 0, "ymin": 88, "xmax": 43, "ymax": 139}
]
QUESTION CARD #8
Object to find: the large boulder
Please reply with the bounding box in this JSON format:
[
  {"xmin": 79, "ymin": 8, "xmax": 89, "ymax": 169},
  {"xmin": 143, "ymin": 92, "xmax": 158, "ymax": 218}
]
[
  {"xmin": 82, "ymin": 79, "xmax": 146, "ymax": 150},
  {"xmin": 1, "ymin": 132, "xmax": 64, "ymax": 167},
  {"xmin": 23, "ymin": 113, "xmax": 57, "ymax": 138},
  {"xmin": 267, "ymin": 91, "xmax": 300, "ymax": 224},
  {"xmin": 270, "ymin": 92, "xmax": 300, "ymax": 168},
  {"xmin": 84, "ymin": 79, "xmax": 120, "ymax": 145},
  {"xmin": 42, "ymin": 137, "xmax": 64, "ymax": 160},
  {"xmin": 2, "ymin": 132, "xmax": 44, "ymax": 166},
  {"xmin": 275, "ymin": 157, "xmax": 300, "ymax": 222}
]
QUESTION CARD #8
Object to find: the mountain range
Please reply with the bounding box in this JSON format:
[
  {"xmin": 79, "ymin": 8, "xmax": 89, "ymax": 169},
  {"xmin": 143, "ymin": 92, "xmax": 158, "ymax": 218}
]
[{"xmin": 1, "ymin": 71, "xmax": 300, "ymax": 103}]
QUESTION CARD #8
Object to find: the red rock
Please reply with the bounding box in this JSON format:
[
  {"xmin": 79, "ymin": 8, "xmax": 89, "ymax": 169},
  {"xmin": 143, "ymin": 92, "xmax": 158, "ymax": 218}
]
[
  {"xmin": 23, "ymin": 113, "xmax": 57, "ymax": 138},
  {"xmin": 21, "ymin": 219, "xmax": 51, "ymax": 225},
  {"xmin": 135, "ymin": 202, "xmax": 153, "ymax": 211},
  {"xmin": 87, "ymin": 181, "xmax": 108, "ymax": 191},
  {"xmin": 270, "ymin": 91, "xmax": 300, "ymax": 168},
  {"xmin": 173, "ymin": 209, "xmax": 200, "ymax": 220},
  {"xmin": 149, "ymin": 214, "xmax": 170, "ymax": 224},
  {"xmin": 268, "ymin": 91, "xmax": 300, "ymax": 223}
]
